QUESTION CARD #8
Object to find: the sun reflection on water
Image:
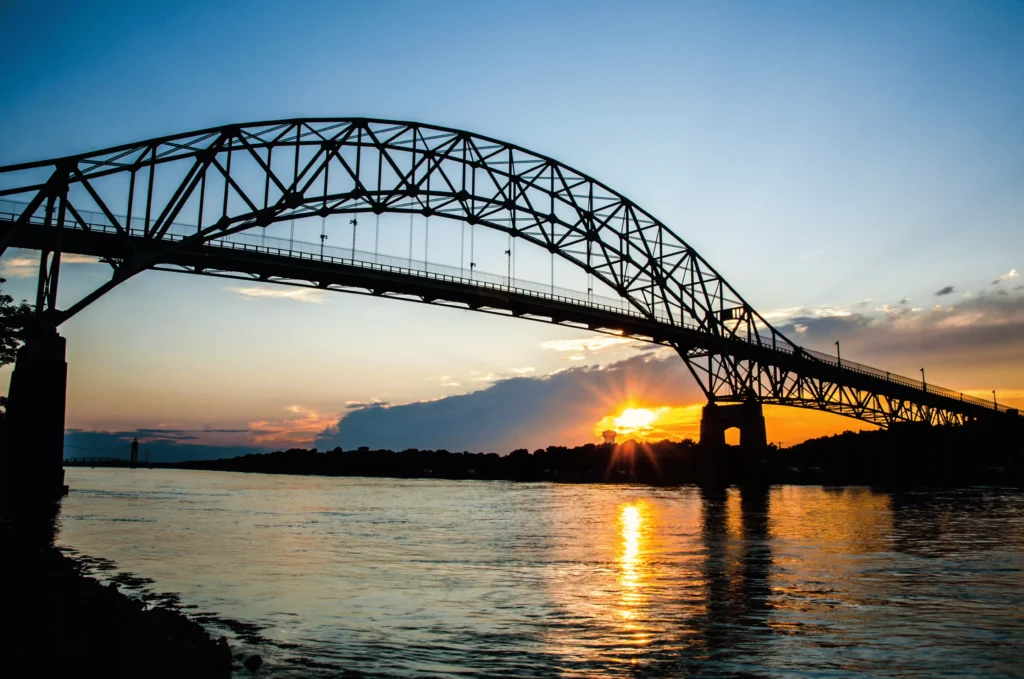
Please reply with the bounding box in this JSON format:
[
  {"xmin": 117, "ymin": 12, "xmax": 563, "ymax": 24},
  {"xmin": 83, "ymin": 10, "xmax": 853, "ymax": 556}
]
[{"xmin": 617, "ymin": 502, "xmax": 649, "ymax": 638}]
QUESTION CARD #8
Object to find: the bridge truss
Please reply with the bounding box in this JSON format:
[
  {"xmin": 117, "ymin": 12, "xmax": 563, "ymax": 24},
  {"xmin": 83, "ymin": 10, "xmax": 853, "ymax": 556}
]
[{"xmin": 0, "ymin": 118, "xmax": 1014, "ymax": 427}]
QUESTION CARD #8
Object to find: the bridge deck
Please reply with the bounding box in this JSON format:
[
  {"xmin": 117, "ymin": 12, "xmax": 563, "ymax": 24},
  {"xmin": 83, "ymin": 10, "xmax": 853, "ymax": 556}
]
[{"xmin": 1, "ymin": 202, "xmax": 1015, "ymax": 426}]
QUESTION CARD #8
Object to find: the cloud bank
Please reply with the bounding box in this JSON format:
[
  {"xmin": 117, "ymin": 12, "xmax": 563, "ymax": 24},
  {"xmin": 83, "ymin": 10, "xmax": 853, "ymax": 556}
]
[{"xmin": 315, "ymin": 349, "xmax": 701, "ymax": 453}]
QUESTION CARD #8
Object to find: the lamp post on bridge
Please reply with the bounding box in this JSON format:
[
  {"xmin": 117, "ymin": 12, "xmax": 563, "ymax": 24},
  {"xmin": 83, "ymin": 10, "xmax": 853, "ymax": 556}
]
[
  {"xmin": 349, "ymin": 218, "xmax": 358, "ymax": 262},
  {"xmin": 834, "ymin": 340, "xmax": 841, "ymax": 368},
  {"xmin": 993, "ymin": 390, "xmax": 997, "ymax": 410},
  {"xmin": 920, "ymin": 368, "xmax": 926, "ymax": 393},
  {"xmin": 504, "ymin": 248, "xmax": 511, "ymax": 286}
]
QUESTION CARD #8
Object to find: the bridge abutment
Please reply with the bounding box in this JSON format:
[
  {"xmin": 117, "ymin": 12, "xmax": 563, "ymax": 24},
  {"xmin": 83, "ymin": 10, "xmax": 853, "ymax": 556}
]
[{"xmin": 2, "ymin": 329, "xmax": 68, "ymax": 507}]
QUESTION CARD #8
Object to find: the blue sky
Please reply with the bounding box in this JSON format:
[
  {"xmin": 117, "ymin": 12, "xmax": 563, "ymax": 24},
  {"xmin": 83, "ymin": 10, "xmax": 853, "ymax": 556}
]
[{"xmin": 1, "ymin": 1, "xmax": 1022, "ymax": 457}]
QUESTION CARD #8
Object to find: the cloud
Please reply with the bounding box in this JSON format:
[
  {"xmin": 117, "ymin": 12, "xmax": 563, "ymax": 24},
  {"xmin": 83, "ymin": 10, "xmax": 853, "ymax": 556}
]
[
  {"xmin": 345, "ymin": 399, "xmax": 389, "ymax": 410},
  {"xmin": 1, "ymin": 252, "xmax": 100, "ymax": 278},
  {"xmin": 774, "ymin": 290, "xmax": 1024, "ymax": 381},
  {"xmin": 229, "ymin": 286, "xmax": 326, "ymax": 303},
  {"xmin": 314, "ymin": 351, "xmax": 703, "ymax": 453},
  {"xmin": 541, "ymin": 336, "xmax": 634, "ymax": 353},
  {"xmin": 992, "ymin": 269, "xmax": 1019, "ymax": 285},
  {"xmin": 761, "ymin": 304, "xmax": 857, "ymax": 324},
  {"xmin": 935, "ymin": 286, "xmax": 955, "ymax": 296},
  {"xmin": 468, "ymin": 367, "xmax": 537, "ymax": 384},
  {"xmin": 248, "ymin": 405, "xmax": 339, "ymax": 445}
]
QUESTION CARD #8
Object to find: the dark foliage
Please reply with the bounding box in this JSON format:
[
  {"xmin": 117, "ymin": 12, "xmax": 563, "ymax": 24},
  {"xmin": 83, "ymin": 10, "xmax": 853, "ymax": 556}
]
[
  {"xmin": 0, "ymin": 277, "xmax": 32, "ymax": 367},
  {"xmin": 168, "ymin": 422, "xmax": 1024, "ymax": 486}
]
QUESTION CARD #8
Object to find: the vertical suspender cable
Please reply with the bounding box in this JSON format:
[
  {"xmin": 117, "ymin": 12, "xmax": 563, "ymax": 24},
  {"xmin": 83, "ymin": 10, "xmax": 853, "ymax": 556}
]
[
  {"xmin": 374, "ymin": 213, "xmax": 380, "ymax": 263},
  {"xmin": 409, "ymin": 212, "xmax": 413, "ymax": 263}
]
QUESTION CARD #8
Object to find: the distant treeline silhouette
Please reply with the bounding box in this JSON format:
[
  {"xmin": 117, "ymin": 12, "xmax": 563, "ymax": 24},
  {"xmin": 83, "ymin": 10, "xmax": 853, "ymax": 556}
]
[{"xmin": 168, "ymin": 422, "xmax": 1023, "ymax": 485}]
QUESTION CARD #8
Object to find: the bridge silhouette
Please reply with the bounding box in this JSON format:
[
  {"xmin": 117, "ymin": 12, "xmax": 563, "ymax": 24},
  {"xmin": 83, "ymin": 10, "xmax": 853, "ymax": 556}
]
[{"xmin": 0, "ymin": 118, "xmax": 1016, "ymax": 498}]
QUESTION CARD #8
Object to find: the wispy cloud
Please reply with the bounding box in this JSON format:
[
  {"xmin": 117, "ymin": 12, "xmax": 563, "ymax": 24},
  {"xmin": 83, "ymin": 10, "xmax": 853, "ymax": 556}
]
[
  {"xmin": 992, "ymin": 268, "xmax": 1019, "ymax": 285},
  {"xmin": 761, "ymin": 304, "xmax": 854, "ymax": 324},
  {"xmin": 541, "ymin": 336, "xmax": 634, "ymax": 353},
  {"xmin": 345, "ymin": 398, "xmax": 390, "ymax": 410},
  {"xmin": 1, "ymin": 252, "xmax": 99, "ymax": 278},
  {"xmin": 229, "ymin": 286, "xmax": 326, "ymax": 303},
  {"xmin": 468, "ymin": 367, "xmax": 537, "ymax": 384}
]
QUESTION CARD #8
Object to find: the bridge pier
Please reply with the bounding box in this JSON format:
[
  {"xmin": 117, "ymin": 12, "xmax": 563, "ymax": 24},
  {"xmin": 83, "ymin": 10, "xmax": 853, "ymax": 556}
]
[
  {"xmin": 699, "ymin": 401, "xmax": 768, "ymax": 451},
  {"xmin": 2, "ymin": 329, "xmax": 68, "ymax": 507},
  {"xmin": 698, "ymin": 401, "xmax": 768, "ymax": 480}
]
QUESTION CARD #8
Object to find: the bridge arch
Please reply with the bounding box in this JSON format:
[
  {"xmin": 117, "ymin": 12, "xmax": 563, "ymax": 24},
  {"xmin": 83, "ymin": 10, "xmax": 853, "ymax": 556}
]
[
  {"xmin": 0, "ymin": 118, "xmax": 795, "ymax": 400},
  {"xmin": 0, "ymin": 118, "xmax": 1014, "ymax": 434}
]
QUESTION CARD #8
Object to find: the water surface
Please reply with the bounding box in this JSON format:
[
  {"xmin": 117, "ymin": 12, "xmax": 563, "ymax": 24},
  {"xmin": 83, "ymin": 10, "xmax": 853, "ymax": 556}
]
[{"xmin": 57, "ymin": 469, "xmax": 1024, "ymax": 677}]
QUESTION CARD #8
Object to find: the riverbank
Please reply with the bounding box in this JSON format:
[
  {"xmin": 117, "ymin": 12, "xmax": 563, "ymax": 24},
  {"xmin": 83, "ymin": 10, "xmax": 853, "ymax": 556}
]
[
  {"xmin": 165, "ymin": 422, "xmax": 1024, "ymax": 486},
  {"xmin": 0, "ymin": 508, "xmax": 236, "ymax": 678}
]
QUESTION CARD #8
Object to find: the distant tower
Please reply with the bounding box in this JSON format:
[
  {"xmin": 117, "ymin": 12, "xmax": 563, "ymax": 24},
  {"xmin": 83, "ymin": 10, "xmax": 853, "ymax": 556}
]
[
  {"xmin": 602, "ymin": 429, "xmax": 617, "ymax": 444},
  {"xmin": 129, "ymin": 437, "xmax": 139, "ymax": 468}
]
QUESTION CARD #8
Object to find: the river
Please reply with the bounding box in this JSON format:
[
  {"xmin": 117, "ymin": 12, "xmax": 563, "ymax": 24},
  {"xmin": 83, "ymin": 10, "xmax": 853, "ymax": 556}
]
[{"xmin": 56, "ymin": 468, "xmax": 1024, "ymax": 678}]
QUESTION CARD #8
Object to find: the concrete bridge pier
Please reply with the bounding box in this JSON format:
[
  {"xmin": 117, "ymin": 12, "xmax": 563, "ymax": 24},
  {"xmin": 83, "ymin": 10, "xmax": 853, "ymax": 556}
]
[
  {"xmin": 700, "ymin": 401, "xmax": 768, "ymax": 450},
  {"xmin": 697, "ymin": 401, "xmax": 768, "ymax": 479},
  {"xmin": 2, "ymin": 329, "xmax": 68, "ymax": 506}
]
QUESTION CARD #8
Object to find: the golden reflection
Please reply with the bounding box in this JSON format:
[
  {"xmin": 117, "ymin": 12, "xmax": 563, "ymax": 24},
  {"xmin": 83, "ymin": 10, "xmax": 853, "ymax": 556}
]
[{"xmin": 617, "ymin": 502, "xmax": 649, "ymax": 632}]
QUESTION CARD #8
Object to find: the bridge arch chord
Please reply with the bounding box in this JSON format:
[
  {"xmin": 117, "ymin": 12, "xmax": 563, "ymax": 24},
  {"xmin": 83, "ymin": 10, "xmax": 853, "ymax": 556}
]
[{"xmin": 0, "ymin": 118, "xmax": 795, "ymax": 398}]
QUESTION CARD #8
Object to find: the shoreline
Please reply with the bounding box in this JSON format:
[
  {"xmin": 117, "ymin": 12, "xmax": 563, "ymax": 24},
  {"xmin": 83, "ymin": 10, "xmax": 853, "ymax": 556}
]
[
  {"xmin": 0, "ymin": 511, "xmax": 245, "ymax": 678},
  {"xmin": 156, "ymin": 423, "xmax": 1024, "ymax": 487}
]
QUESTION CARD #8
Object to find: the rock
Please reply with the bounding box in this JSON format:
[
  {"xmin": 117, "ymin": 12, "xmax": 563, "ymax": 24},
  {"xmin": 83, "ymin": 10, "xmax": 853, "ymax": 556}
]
[{"xmin": 243, "ymin": 654, "xmax": 263, "ymax": 670}]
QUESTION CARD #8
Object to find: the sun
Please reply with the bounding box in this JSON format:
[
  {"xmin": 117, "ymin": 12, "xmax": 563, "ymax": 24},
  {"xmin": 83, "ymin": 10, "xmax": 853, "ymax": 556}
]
[{"xmin": 614, "ymin": 407, "xmax": 657, "ymax": 434}]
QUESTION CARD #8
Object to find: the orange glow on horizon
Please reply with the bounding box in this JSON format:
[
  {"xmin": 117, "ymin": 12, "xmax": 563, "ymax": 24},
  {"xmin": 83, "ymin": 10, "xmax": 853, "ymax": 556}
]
[
  {"xmin": 596, "ymin": 404, "xmax": 704, "ymax": 442},
  {"xmin": 595, "ymin": 401, "xmax": 885, "ymax": 447}
]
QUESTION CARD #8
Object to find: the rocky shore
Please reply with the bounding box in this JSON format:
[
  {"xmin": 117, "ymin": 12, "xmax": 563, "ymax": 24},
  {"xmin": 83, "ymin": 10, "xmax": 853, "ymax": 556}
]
[{"xmin": 0, "ymin": 510, "xmax": 240, "ymax": 678}]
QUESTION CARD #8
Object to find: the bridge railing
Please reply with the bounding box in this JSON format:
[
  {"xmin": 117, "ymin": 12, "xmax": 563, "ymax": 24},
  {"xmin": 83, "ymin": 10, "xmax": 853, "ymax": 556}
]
[
  {"xmin": 2, "ymin": 199, "xmax": 1014, "ymax": 414},
  {"xmin": 794, "ymin": 344, "xmax": 1010, "ymax": 413}
]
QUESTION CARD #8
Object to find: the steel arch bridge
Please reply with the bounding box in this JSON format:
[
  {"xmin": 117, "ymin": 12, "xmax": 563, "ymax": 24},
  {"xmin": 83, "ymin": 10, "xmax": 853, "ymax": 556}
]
[{"xmin": 0, "ymin": 118, "xmax": 1015, "ymax": 433}]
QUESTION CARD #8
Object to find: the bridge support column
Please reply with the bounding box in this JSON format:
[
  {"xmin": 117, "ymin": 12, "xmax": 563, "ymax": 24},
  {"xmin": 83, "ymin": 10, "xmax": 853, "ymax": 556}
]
[
  {"xmin": 698, "ymin": 401, "xmax": 768, "ymax": 479},
  {"xmin": 2, "ymin": 329, "xmax": 68, "ymax": 507}
]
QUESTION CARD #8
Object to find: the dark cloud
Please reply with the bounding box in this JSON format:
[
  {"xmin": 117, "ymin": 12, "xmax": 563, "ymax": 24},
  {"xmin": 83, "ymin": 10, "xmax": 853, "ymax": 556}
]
[
  {"xmin": 935, "ymin": 286, "xmax": 955, "ymax": 296},
  {"xmin": 64, "ymin": 429, "xmax": 267, "ymax": 463},
  {"xmin": 315, "ymin": 351, "xmax": 702, "ymax": 453}
]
